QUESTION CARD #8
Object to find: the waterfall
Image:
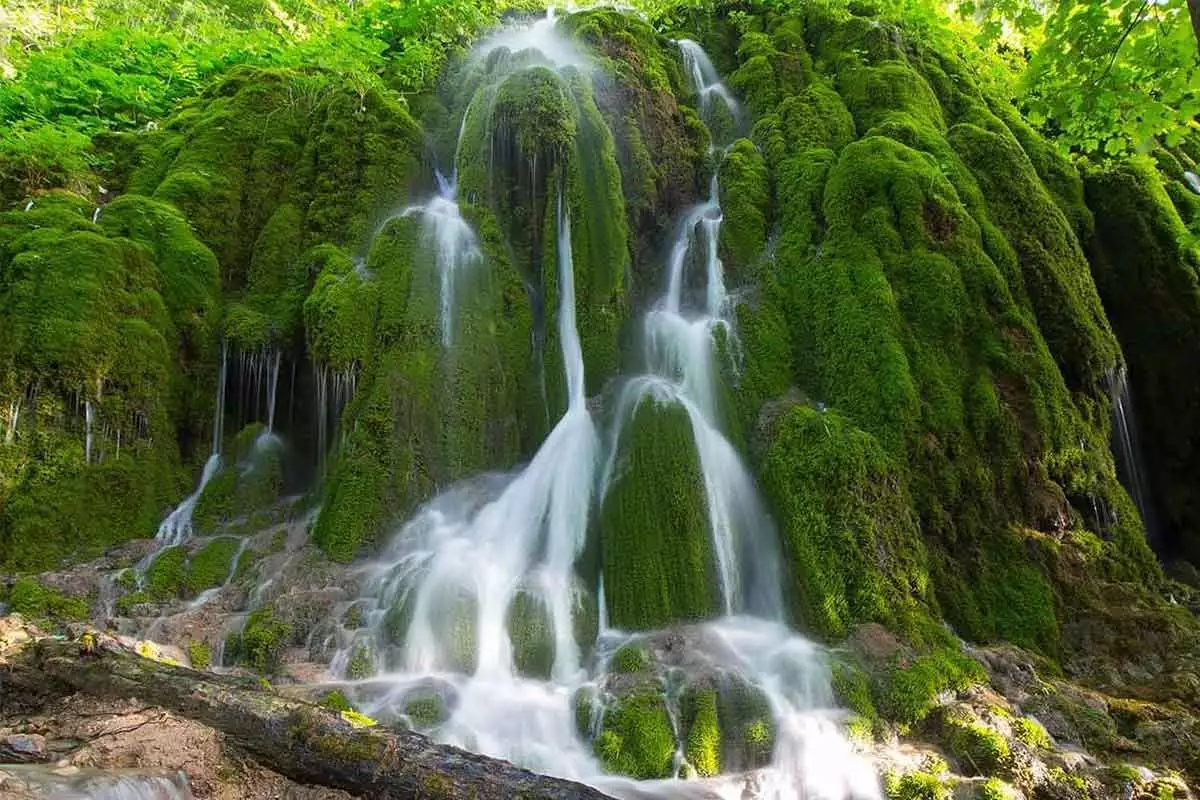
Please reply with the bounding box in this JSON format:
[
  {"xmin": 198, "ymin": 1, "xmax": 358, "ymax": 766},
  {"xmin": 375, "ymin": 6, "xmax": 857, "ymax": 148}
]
[
  {"xmin": 602, "ymin": 56, "xmax": 782, "ymax": 621},
  {"xmin": 212, "ymin": 343, "xmax": 227, "ymax": 455},
  {"xmin": 85, "ymin": 400, "xmax": 94, "ymax": 464},
  {"xmin": 330, "ymin": 184, "xmax": 600, "ymax": 779},
  {"xmin": 24, "ymin": 200, "xmax": 33, "ymax": 211},
  {"xmin": 322, "ymin": 22, "xmax": 875, "ymax": 800},
  {"xmin": 152, "ymin": 347, "xmax": 228, "ymax": 547},
  {"xmin": 5, "ymin": 396, "xmax": 19, "ymax": 443},
  {"xmin": 395, "ymin": 171, "xmax": 483, "ymax": 347},
  {"xmin": 1109, "ymin": 366, "xmax": 1157, "ymax": 543},
  {"xmin": 315, "ymin": 364, "xmax": 357, "ymax": 468}
]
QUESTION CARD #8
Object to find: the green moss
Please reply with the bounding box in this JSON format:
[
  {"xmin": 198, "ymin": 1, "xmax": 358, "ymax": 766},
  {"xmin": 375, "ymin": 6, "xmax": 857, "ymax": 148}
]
[
  {"xmin": 404, "ymin": 694, "xmax": 449, "ymax": 729},
  {"xmin": 8, "ymin": 577, "xmax": 89, "ymax": 622},
  {"xmin": 0, "ymin": 193, "xmax": 214, "ymax": 570},
  {"xmin": 759, "ymin": 404, "xmax": 929, "ymax": 639},
  {"xmin": 187, "ymin": 641, "xmax": 212, "ymax": 670},
  {"xmin": 144, "ymin": 546, "xmax": 188, "ymax": 601},
  {"xmin": 507, "ymin": 591, "xmax": 554, "ymax": 680},
  {"xmin": 874, "ymin": 647, "xmax": 986, "ymax": 727},
  {"xmin": 941, "ymin": 710, "xmax": 1012, "ymax": 777},
  {"xmin": 611, "ymin": 643, "xmax": 651, "ymax": 674},
  {"xmin": 346, "ymin": 645, "xmax": 373, "ymax": 680},
  {"xmin": 950, "ymin": 122, "xmax": 1119, "ymax": 391},
  {"xmin": 683, "ymin": 689, "xmax": 721, "ymax": 778},
  {"xmin": 1086, "ymin": 159, "xmax": 1200, "ymax": 562},
  {"xmin": 600, "ymin": 396, "xmax": 718, "ymax": 631},
  {"xmin": 193, "ymin": 427, "xmax": 284, "ymax": 533},
  {"xmin": 883, "ymin": 771, "xmax": 951, "ymax": 800},
  {"xmin": 319, "ymin": 690, "xmax": 352, "ymax": 713},
  {"xmin": 1012, "ymin": 716, "xmax": 1052, "ymax": 750},
  {"xmin": 185, "ymin": 537, "xmax": 240, "ymax": 594},
  {"xmin": 976, "ymin": 778, "xmax": 1019, "ymax": 800},
  {"xmin": 718, "ymin": 138, "xmax": 769, "ymax": 280},
  {"xmin": 226, "ymin": 607, "xmax": 292, "ymax": 674},
  {"xmin": 595, "ymin": 690, "xmax": 676, "ymax": 780}
]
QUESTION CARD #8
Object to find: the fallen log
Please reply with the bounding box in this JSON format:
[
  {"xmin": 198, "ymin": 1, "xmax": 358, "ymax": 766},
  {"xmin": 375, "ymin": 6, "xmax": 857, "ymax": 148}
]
[{"xmin": 7, "ymin": 635, "xmax": 612, "ymax": 800}]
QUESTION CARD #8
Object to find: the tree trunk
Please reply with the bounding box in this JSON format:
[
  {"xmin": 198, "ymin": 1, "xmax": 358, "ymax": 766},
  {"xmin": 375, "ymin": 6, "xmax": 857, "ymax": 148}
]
[
  {"xmin": 6, "ymin": 638, "xmax": 612, "ymax": 800},
  {"xmin": 1190, "ymin": 0, "xmax": 1200, "ymax": 58}
]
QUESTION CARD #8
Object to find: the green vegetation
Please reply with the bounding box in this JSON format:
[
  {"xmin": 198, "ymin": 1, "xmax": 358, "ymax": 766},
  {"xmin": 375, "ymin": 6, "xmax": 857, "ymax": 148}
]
[
  {"xmin": 594, "ymin": 689, "xmax": 677, "ymax": 780},
  {"xmin": 187, "ymin": 640, "xmax": 212, "ymax": 670},
  {"xmin": 683, "ymin": 689, "xmax": 721, "ymax": 778},
  {"xmin": 225, "ymin": 607, "xmax": 292, "ymax": 673},
  {"xmin": 8, "ymin": 577, "xmax": 89, "ymax": 622},
  {"xmin": 600, "ymin": 397, "xmax": 718, "ymax": 631}
]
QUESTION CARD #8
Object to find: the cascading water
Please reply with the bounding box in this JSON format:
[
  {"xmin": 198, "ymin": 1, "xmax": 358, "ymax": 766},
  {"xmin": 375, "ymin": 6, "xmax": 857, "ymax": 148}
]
[
  {"xmin": 315, "ymin": 364, "xmax": 358, "ymax": 468},
  {"xmin": 329, "ymin": 183, "xmax": 602, "ymax": 778},
  {"xmin": 395, "ymin": 170, "xmax": 483, "ymax": 348},
  {"xmin": 1109, "ymin": 366, "xmax": 1157, "ymax": 543},
  {"xmin": 324, "ymin": 16, "xmax": 877, "ymax": 799}
]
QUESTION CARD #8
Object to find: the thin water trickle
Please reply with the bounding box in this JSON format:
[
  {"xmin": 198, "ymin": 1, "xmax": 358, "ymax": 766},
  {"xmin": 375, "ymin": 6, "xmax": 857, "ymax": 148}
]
[
  {"xmin": 1109, "ymin": 366, "xmax": 1157, "ymax": 544},
  {"xmin": 395, "ymin": 171, "xmax": 483, "ymax": 347}
]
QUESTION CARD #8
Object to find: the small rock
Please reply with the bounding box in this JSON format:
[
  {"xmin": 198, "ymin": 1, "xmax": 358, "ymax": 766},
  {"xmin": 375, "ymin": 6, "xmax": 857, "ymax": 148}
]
[{"xmin": 0, "ymin": 733, "xmax": 47, "ymax": 763}]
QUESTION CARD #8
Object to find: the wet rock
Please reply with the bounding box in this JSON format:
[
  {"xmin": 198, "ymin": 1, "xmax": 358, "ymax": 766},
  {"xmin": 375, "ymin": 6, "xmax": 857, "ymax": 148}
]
[{"xmin": 0, "ymin": 734, "xmax": 47, "ymax": 763}]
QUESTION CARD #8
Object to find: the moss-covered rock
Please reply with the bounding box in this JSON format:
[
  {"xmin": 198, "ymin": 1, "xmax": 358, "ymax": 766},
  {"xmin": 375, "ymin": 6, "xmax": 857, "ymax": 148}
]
[
  {"xmin": 595, "ymin": 688, "xmax": 676, "ymax": 780},
  {"xmin": 599, "ymin": 395, "xmax": 718, "ymax": 631}
]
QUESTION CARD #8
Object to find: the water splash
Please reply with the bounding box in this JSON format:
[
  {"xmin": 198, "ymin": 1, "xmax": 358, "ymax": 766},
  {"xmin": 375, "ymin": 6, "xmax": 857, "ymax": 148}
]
[{"xmin": 475, "ymin": 8, "xmax": 588, "ymax": 69}]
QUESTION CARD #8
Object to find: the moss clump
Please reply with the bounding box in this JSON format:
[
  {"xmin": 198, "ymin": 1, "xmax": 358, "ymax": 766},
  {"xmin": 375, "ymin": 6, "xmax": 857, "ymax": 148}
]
[
  {"xmin": 977, "ymin": 777, "xmax": 1019, "ymax": 799},
  {"xmin": 718, "ymin": 138, "xmax": 769, "ymax": 281},
  {"xmin": 405, "ymin": 695, "xmax": 449, "ymax": 729},
  {"xmin": 941, "ymin": 710, "xmax": 1012, "ymax": 777},
  {"xmin": 226, "ymin": 607, "xmax": 292, "ymax": 674},
  {"xmin": 1012, "ymin": 716, "xmax": 1052, "ymax": 750},
  {"xmin": 319, "ymin": 690, "xmax": 352, "ymax": 712},
  {"xmin": 595, "ymin": 690, "xmax": 676, "ymax": 780},
  {"xmin": 600, "ymin": 396, "xmax": 718, "ymax": 631},
  {"xmin": 507, "ymin": 591, "xmax": 554, "ymax": 679},
  {"xmin": 874, "ymin": 647, "xmax": 986, "ymax": 727},
  {"xmin": 683, "ymin": 689, "xmax": 721, "ymax": 778},
  {"xmin": 193, "ymin": 428, "xmax": 284, "ymax": 533},
  {"xmin": 185, "ymin": 537, "xmax": 240, "ymax": 594},
  {"xmin": 0, "ymin": 194, "xmax": 216, "ymax": 571},
  {"xmin": 346, "ymin": 645, "xmax": 373, "ymax": 680},
  {"xmin": 883, "ymin": 771, "xmax": 951, "ymax": 800},
  {"xmin": 611, "ymin": 643, "xmax": 651, "ymax": 674},
  {"xmin": 143, "ymin": 546, "xmax": 188, "ymax": 601},
  {"xmin": 8, "ymin": 578, "xmax": 89, "ymax": 622},
  {"xmin": 760, "ymin": 404, "xmax": 929, "ymax": 640},
  {"xmin": 187, "ymin": 640, "xmax": 212, "ymax": 670}
]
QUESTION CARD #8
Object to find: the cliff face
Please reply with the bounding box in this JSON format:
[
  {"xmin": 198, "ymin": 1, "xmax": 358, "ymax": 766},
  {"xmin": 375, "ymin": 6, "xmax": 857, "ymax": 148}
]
[{"xmin": 4, "ymin": 2, "xmax": 1200, "ymax": 798}]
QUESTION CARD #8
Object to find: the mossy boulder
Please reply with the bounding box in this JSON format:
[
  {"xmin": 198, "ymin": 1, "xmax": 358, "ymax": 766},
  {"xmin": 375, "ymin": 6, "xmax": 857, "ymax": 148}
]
[{"xmin": 599, "ymin": 395, "xmax": 718, "ymax": 631}]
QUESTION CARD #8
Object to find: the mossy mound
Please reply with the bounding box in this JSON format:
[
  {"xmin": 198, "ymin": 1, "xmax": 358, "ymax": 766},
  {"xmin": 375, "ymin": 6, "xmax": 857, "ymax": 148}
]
[
  {"xmin": 0, "ymin": 192, "xmax": 219, "ymax": 570},
  {"xmin": 599, "ymin": 394, "xmax": 717, "ymax": 631}
]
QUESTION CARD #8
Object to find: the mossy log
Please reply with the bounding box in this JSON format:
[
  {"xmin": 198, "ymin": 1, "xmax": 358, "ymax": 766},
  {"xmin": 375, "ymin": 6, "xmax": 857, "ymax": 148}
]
[{"xmin": 7, "ymin": 636, "xmax": 612, "ymax": 800}]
